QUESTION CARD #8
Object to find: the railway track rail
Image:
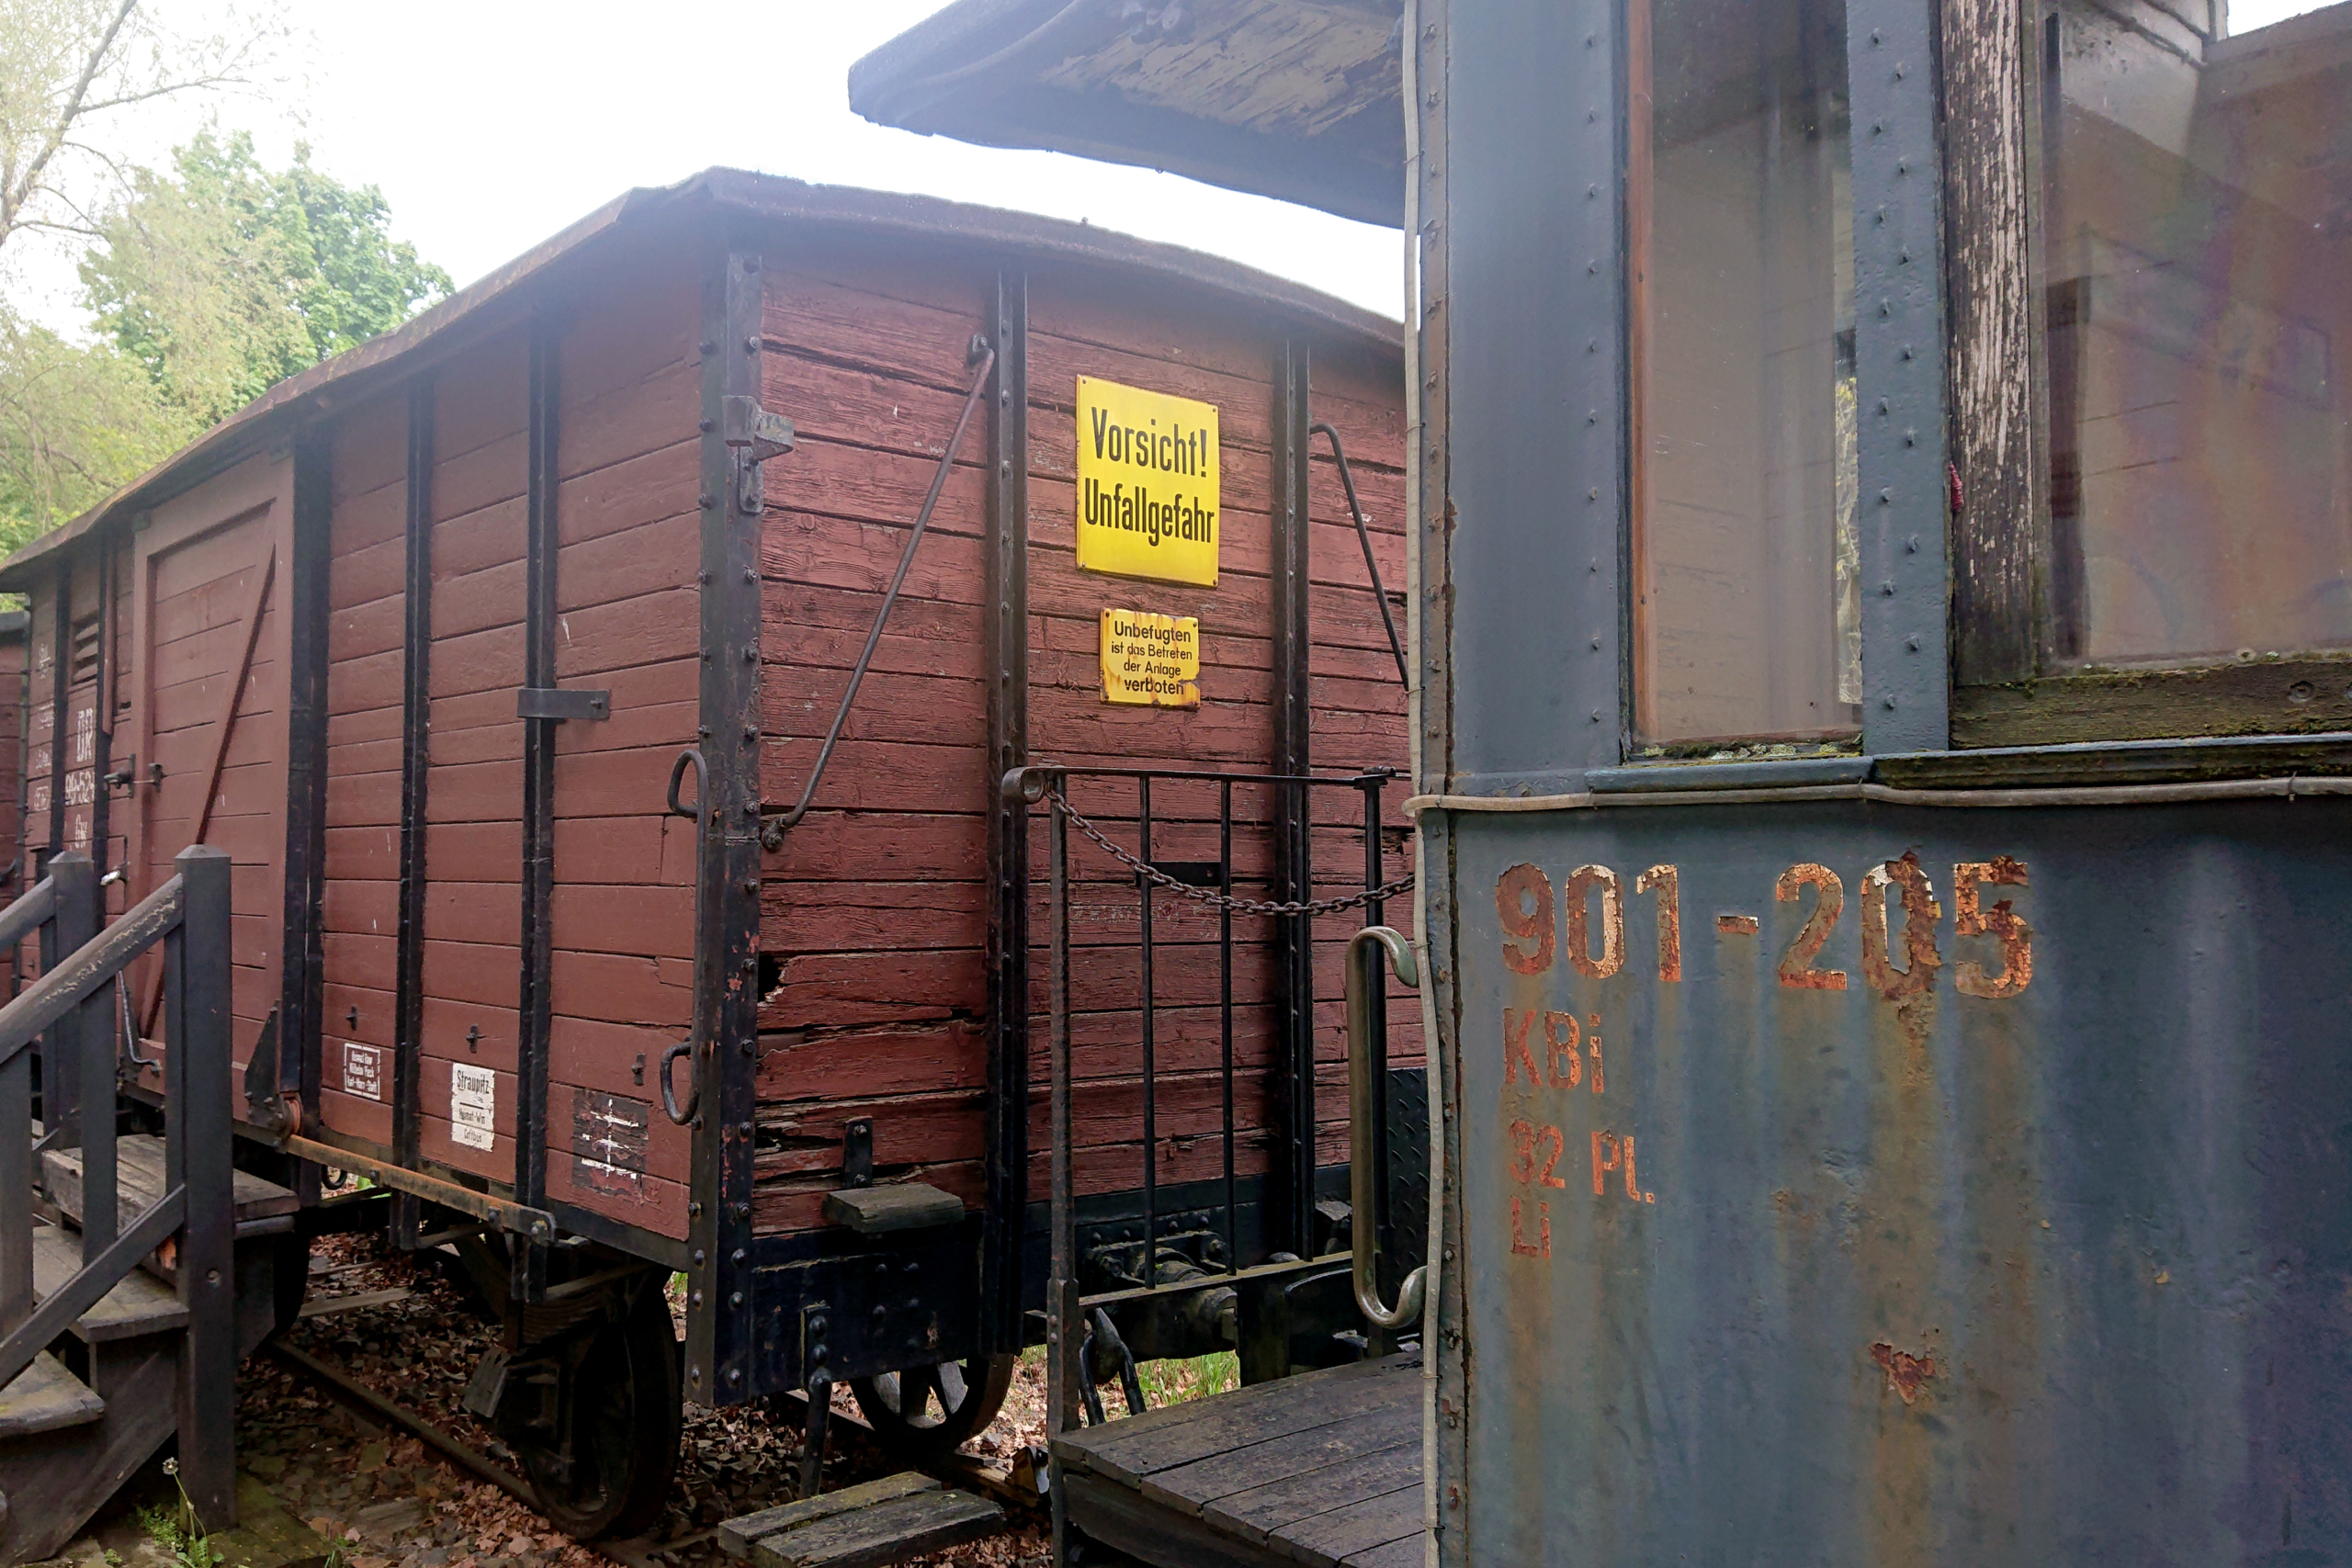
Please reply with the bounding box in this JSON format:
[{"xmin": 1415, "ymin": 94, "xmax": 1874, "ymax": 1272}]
[{"xmin": 268, "ymin": 1306, "xmax": 1044, "ymax": 1568}]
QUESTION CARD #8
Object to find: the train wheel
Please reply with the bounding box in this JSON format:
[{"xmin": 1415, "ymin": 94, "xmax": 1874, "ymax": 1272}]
[
  {"xmin": 850, "ymin": 1355, "xmax": 1015, "ymax": 1462},
  {"xmin": 520, "ymin": 1288, "xmax": 682, "ymax": 1540}
]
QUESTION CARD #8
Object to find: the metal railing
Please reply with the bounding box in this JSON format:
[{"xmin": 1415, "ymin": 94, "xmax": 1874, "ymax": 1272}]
[
  {"xmin": 1006, "ymin": 763, "xmax": 1417, "ymax": 1433},
  {"xmin": 0, "ymin": 846, "xmax": 237, "ymax": 1530}
]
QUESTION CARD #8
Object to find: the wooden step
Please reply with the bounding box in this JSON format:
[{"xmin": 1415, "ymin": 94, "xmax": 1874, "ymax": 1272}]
[
  {"xmin": 42, "ymin": 1134, "xmax": 297, "ymax": 1235},
  {"xmin": 30, "ymin": 1221, "xmax": 188, "ymax": 1341},
  {"xmin": 0, "ymin": 1351, "xmax": 106, "ymax": 1439},
  {"xmin": 719, "ymin": 1473, "xmax": 1004, "ymax": 1568}
]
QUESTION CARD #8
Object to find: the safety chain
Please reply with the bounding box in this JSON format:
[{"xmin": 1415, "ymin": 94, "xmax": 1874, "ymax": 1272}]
[{"xmin": 1047, "ymin": 787, "xmax": 1414, "ymax": 917}]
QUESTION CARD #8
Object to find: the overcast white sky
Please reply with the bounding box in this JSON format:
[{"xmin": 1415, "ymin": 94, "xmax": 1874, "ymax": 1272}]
[
  {"xmin": 9, "ymin": 0, "xmax": 2333, "ymax": 338},
  {"xmin": 10, "ymin": 1, "xmax": 1407, "ymax": 333}
]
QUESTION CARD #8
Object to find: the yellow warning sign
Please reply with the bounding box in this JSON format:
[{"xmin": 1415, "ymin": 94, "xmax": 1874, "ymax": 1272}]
[
  {"xmin": 1075, "ymin": 376, "xmax": 1219, "ymax": 587},
  {"xmin": 1101, "ymin": 608, "xmax": 1201, "ymax": 707}
]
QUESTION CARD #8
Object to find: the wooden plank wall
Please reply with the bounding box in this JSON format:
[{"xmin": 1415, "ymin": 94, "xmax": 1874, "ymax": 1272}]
[
  {"xmin": 16, "ymin": 546, "xmax": 133, "ymax": 995},
  {"xmin": 1022, "ymin": 270, "xmax": 1415, "ymax": 1210},
  {"xmin": 411, "ymin": 333, "xmax": 530, "ymax": 1183},
  {"xmin": 0, "ymin": 626, "xmax": 23, "ymax": 989},
  {"xmin": 318, "ymin": 394, "xmax": 411, "ymax": 1147},
  {"xmin": 538, "ymin": 244, "xmax": 702, "ymax": 1239},
  {"xmin": 750, "ymin": 238, "xmax": 1410, "ymax": 1237},
  {"xmin": 752, "ymin": 240, "xmax": 994, "ymax": 1234},
  {"xmin": 309, "ymin": 243, "xmax": 700, "ymax": 1240}
]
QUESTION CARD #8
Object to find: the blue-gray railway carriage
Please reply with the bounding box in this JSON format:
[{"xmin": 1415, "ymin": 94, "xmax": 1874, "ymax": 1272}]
[{"xmin": 861, "ymin": 0, "xmax": 2352, "ymax": 1560}]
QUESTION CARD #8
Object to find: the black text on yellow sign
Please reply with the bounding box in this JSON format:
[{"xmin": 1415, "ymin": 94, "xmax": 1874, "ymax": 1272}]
[
  {"xmin": 1101, "ymin": 608, "xmax": 1202, "ymax": 707},
  {"xmin": 1075, "ymin": 376, "xmax": 1220, "ymax": 587}
]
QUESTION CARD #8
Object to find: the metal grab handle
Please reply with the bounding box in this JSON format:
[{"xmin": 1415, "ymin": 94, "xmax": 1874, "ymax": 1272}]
[
  {"xmin": 667, "ymin": 749, "xmax": 707, "ymax": 822},
  {"xmin": 1346, "ymin": 925, "xmax": 1425, "ymax": 1332},
  {"xmin": 1310, "ymin": 423, "xmax": 1409, "ymax": 689},
  {"xmin": 659, "ymin": 1040, "xmax": 698, "ymax": 1125}
]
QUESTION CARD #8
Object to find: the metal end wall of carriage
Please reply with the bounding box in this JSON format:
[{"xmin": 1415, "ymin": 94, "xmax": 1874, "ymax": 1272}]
[
  {"xmin": 856, "ymin": 0, "xmax": 2352, "ymax": 1562},
  {"xmin": 0, "ymin": 170, "xmax": 1424, "ymax": 1535}
]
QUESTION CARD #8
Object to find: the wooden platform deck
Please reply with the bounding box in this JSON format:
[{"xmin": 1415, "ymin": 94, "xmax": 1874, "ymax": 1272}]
[{"xmin": 1051, "ymin": 1353, "xmax": 1424, "ymax": 1568}]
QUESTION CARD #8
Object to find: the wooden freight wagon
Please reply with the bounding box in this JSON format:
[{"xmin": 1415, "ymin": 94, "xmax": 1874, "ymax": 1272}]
[{"xmin": 0, "ymin": 171, "xmax": 1417, "ymax": 1534}]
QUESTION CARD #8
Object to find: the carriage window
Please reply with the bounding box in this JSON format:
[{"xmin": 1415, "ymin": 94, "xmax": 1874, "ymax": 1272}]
[
  {"xmin": 2042, "ymin": 0, "xmax": 2352, "ymax": 667},
  {"xmin": 1632, "ymin": 0, "xmax": 1860, "ymax": 748}
]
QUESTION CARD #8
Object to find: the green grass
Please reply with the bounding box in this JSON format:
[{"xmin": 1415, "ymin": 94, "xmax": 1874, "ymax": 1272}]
[{"xmin": 1136, "ymin": 1350, "xmax": 1238, "ymax": 1408}]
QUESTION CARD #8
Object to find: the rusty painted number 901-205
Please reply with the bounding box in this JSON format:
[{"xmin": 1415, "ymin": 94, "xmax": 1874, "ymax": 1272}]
[{"xmin": 1495, "ymin": 852, "xmax": 2032, "ymax": 1001}]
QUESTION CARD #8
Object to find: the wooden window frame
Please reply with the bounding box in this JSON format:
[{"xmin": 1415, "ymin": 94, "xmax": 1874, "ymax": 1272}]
[{"xmin": 1944, "ymin": 0, "xmax": 2352, "ymax": 748}]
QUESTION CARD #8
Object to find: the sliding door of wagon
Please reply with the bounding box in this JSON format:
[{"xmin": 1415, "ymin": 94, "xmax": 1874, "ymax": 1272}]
[{"xmin": 125, "ymin": 457, "xmax": 293, "ymax": 1084}]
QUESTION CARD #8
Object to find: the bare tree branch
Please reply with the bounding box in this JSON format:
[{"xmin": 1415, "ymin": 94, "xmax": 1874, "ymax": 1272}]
[
  {"xmin": 2, "ymin": 0, "xmax": 141, "ymax": 248},
  {"xmin": 0, "ymin": 0, "xmax": 294, "ymax": 256}
]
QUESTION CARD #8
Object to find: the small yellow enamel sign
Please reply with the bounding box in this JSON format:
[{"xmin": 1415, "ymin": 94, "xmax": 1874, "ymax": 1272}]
[
  {"xmin": 1101, "ymin": 608, "xmax": 1201, "ymax": 707},
  {"xmin": 1075, "ymin": 376, "xmax": 1220, "ymax": 587}
]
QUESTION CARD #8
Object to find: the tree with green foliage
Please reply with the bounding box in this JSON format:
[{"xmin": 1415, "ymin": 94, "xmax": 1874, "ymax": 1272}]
[
  {"xmin": 0, "ymin": 130, "xmax": 448, "ymax": 553},
  {"xmin": 82, "ymin": 130, "xmax": 453, "ymax": 426}
]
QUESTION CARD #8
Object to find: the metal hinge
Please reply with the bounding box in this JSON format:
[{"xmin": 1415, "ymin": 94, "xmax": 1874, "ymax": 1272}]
[
  {"xmin": 515, "ymin": 687, "xmax": 610, "ymax": 722},
  {"xmin": 725, "ymin": 395, "xmax": 796, "ymax": 511}
]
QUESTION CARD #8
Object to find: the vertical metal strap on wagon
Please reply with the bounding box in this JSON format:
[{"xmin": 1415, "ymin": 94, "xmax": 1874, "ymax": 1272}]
[
  {"xmin": 514, "ymin": 314, "xmax": 562, "ymax": 1305},
  {"xmin": 283, "ymin": 427, "xmax": 334, "ymax": 1156},
  {"xmin": 1269, "ymin": 340, "xmax": 1317, "ymax": 1256},
  {"xmin": 1045, "ymin": 782, "xmax": 1076, "ymax": 1564},
  {"xmin": 684, "ymin": 240, "xmax": 765, "ymax": 1404},
  {"xmin": 1849, "ymin": 0, "xmax": 1952, "ymax": 752},
  {"xmin": 980, "ymin": 268, "xmax": 1031, "ymax": 1360},
  {"xmin": 391, "ymin": 377, "xmax": 436, "ymax": 1247}
]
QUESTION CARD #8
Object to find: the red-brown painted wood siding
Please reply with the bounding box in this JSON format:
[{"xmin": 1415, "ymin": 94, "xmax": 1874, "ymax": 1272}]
[
  {"xmin": 539, "ymin": 243, "xmax": 701, "ymax": 1239},
  {"xmin": 0, "ymin": 630, "xmax": 24, "ymax": 988},
  {"xmin": 750, "ymin": 239, "xmax": 1409, "ymax": 1236},
  {"xmin": 317, "ymin": 394, "xmax": 411, "ymax": 1147},
  {"xmin": 413, "ymin": 333, "xmax": 530, "ymax": 1182},
  {"xmin": 751, "ymin": 241, "xmax": 993, "ymax": 1233},
  {"xmin": 309, "ymin": 248, "xmax": 701, "ymax": 1241}
]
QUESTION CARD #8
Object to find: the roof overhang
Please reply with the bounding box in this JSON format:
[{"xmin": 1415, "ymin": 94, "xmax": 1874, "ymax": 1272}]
[{"xmin": 850, "ymin": 0, "xmax": 1406, "ymax": 228}]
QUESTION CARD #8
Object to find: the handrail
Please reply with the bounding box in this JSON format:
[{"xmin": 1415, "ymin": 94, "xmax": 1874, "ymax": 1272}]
[
  {"xmin": 1003, "ymin": 762, "xmax": 1398, "ymax": 803},
  {"xmin": 762, "ymin": 338, "xmax": 997, "ymax": 850},
  {"xmin": 0, "ymin": 844, "xmax": 237, "ymax": 1529},
  {"xmin": 0, "ymin": 875, "xmax": 56, "ymax": 957},
  {"xmin": 0, "ymin": 873, "xmax": 182, "ymax": 1071},
  {"xmin": 1345, "ymin": 925, "xmax": 1425, "ymax": 1332},
  {"xmin": 0, "ymin": 1186, "xmax": 185, "ymax": 1393}
]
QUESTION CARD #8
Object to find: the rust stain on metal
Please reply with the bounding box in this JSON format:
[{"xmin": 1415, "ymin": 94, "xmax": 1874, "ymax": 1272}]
[
  {"xmin": 1564, "ymin": 863, "xmax": 1626, "ymax": 979},
  {"xmin": 1953, "ymin": 855, "xmax": 2033, "ymax": 998},
  {"xmin": 1636, "ymin": 864, "xmax": 1681, "ymax": 982},
  {"xmin": 1870, "ymin": 1342, "xmax": 1939, "ymax": 1404},
  {"xmin": 1860, "ymin": 852, "xmax": 1943, "ymax": 1002},
  {"xmin": 1774, "ymin": 863, "xmax": 1849, "ymax": 990},
  {"xmin": 1716, "ymin": 913, "xmax": 1759, "ymax": 935},
  {"xmin": 1497, "ymin": 862, "xmax": 1555, "ymax": 974}
]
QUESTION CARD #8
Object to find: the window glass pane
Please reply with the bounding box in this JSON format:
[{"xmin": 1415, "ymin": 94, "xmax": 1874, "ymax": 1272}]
[
  {"xmin": 2045, "ymin": 0, "xmax": 2352, "ymax": 665},
  {"xmin": 1634, "ymin": 0, "xmax": 1859, "ymax": 747}
]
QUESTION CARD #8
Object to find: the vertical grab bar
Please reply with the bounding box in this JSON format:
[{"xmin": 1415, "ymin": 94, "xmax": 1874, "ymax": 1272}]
[{"xmin": 1345, "ymin": 926, "xmax": 1424, "ymax": 1331}]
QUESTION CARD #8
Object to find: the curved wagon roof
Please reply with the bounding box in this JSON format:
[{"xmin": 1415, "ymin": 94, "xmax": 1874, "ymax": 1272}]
[{"xmin": 0, "ymin": 167, "xmax": 1399, "ymax": 590}]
